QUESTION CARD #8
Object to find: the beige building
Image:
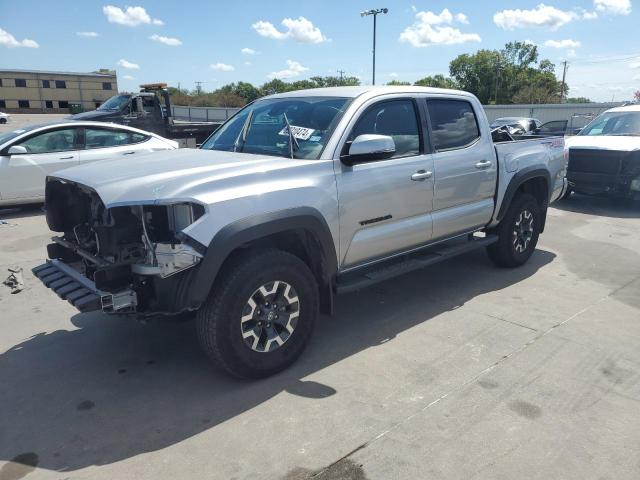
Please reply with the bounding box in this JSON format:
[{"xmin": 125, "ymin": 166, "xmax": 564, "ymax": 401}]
[{"xmin": 0, "ymin": 69, "xmax": 118, "ymax": 113}]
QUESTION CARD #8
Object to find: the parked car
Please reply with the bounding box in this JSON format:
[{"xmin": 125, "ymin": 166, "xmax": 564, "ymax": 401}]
[
  {"xmin": 34, "ymin": 86, "xmax": 566, "ymax": 378},
  {"xmin": 0, "ymin": 111, "xmax": 10, "ymax": 124},
  {"xmin": 0, "ymin": 121, "xmax": 178, "ymax": 206},
  {"xmin": 491, "ymin": 117, "xmax": 570, "ymax": 137},
  {"xmin": 564, "ymin": 104, "xmax": 640, "ymax": 200}
]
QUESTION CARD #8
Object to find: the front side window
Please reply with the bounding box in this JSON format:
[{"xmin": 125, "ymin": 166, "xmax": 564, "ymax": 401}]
[
  {"xmin": 579, "ymin": 111, "xmax": 640, "ymax": 137},
  {"xmin": 539, "ymin": 121, "xmax": 567, "ymax": 134},
  {"xmin": 349, "ymin": 99, "xmax": 421, "ymax": 158},
  {"xmin": 427, "ymin": 99, "xmax": 480, "ymax": 151},
  {"xmin": 201, "ymin": 96, "xmax": 351, "ymax": 160},
  {"xmin": 17, "ymin": 128, "xmax": 77, "ymax": 154},
  {"xmin": 55, "ymin": 80, "xmax": 66, "ymax": 89},
  {"xmin": 84, "ymin": 128, "xmax": 148, "ymax": 148}
]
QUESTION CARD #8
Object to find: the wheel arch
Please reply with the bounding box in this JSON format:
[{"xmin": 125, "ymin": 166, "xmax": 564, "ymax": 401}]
[
  {"xmin": 497, "ymin": 167, "xmax": 551, "ymax": 232},
  {"xmin": 188, "ymin": 207, "xmax": 337, "ymax": 314}
]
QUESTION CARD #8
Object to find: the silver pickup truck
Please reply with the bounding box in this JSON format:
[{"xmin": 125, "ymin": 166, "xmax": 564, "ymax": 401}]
[{"xmin": 34, "ymin": 86, "xmax": 567, "ymax": 378}]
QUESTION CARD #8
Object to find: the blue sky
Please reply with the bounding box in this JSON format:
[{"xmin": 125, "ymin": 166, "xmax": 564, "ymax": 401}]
[{"xmin": 1, "ymin": 0, "xmax": 638, "ymax": 101}]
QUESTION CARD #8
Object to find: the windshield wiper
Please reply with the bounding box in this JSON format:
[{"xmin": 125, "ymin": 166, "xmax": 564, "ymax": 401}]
[
  {"xmin": 233, "ymin": 110, "xmax": 254, "ymax": 152},
  {"xmin": 283, "ymin": 112, "xmax": 299, "ymax": 159}
]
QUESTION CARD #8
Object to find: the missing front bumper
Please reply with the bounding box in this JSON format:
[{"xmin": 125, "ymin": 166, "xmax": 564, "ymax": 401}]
[{"xmin": 32, "ymin": 260, "xmax": 137, "ymax": 313}]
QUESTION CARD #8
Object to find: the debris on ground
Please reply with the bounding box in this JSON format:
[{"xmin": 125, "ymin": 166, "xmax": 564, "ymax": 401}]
[
  {"xmin": 3, "ymin": 266, "xmax": 24, "ymax": 294},
  {"xmin": 0, "ymin": 219, "xmax": 16, "ymax": 227}
]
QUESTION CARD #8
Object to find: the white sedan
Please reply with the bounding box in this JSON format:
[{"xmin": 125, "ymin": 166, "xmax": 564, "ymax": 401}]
[
  {"xmin": 0, "ymin": 112, "xmax": 10, "ymax": 124},
  {"xmin": 0, "ymin": 121, "xmax": 178, "ymax": 206}
]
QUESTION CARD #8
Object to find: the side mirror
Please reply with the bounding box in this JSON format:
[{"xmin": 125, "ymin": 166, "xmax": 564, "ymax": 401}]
[
  {"xmin": 342, "ymin": 134, "xmax": 395, "ymax": 166},
  {"xmin": 7, "ymin": 145, "xmax": 28, "ymax": 155}
]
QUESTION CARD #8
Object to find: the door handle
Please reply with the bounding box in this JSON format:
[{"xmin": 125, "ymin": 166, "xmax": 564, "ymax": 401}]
[
  {"xmin": 59, "ymin": 156, "xmax": 74, "ymax": 160},
  {"xmin": 123, "ymin": 151, "xmax": 136, "ymax": 155},
  {"xmin": 411, "ymin": 170, "xmax": 433, "ymax": 181},
  {"xmin": 475, "ymin": 160, "xmax": 492, "ymax": 169}
]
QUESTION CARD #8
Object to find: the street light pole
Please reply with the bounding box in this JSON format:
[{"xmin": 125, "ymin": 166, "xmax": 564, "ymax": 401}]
[{"xmin": 361, "ymin": 8, "xmax": 388, "ymax": 85}]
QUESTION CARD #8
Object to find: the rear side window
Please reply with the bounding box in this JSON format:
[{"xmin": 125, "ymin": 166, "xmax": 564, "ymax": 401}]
[
  {"xmin": 84, "ymin": 128, "xmax": 148, "ymax": 148},
  {"xmin": 350, "ymin": 99, "xmax": 421, "ymax": 158},
  {"xmin": 427, "ymin": 99, "xmax": 480, "ymax": 151}
]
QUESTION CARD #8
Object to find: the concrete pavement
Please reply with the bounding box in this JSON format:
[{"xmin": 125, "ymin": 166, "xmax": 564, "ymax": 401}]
[{"xmin": 0, "ymin": 195, "xmax": 639, "ymax": 480}]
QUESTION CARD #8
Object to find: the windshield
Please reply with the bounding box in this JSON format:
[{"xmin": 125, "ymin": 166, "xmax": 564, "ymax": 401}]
[
  {"xmin": 201, "ymin": 96, "xmax": 351, "ymax": 160},
  {"xmin": 97, "ymin": 94, "xmax": 131, "ymax": 111},
  {"xmin": 0, "ymin": 129, "xmax": 28, "ymax": 146},
  {"xmin": 579, "ymin": 111, "xmax": 640, "ymax": 136}
]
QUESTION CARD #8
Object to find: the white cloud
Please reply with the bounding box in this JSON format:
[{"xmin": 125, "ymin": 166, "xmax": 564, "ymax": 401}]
[
  {"xmin": 241, "ymin": 47, "xmax": 257, "ymax": 55},
  {"xmin": 582, "ymin": 10, "xmax": 599, "ymax": 19},
  {"xmin": 268, "ymin": 60, "xmax": 309, "ymax": 79},
  {"xmin": 389, "ymin": 72, "xmax": 399, "ymax": 78},
  {"xmin": 595, "ymin": 0, "xmax": 632, "ymax": 15},
  {"xmin": 494, "ymin": 4, "xmax": 577, "ymax": 30},
  {"xmin": 117, "ymin": 58, "xmax": 140, "ymax": 69},
  {"xmin": 77, "ymin": 31, "xmax": 100, "ymax": 37},
  {"xmin": 210, "ymin": 62, "xmax": 235, "ymax": 71},
  {"xmin": 102, "ymin": 5, "xmax": 163, "ymax": 27},
  {"xmin": 633, "ymin": 74, "xmax": 640, "ymax": 80},
  {"xmin": 244, "ymin": 61, "xmax": 252, "ymax": 66},
  {"xmin": 149, "ymin": 34, "xmax": 182, "ymax": 46},
  {"xmin": 524, "ymin": 39, "xmax": 537, "ymax": 45},
  {"xmin": 455, "ymin": 13, "xmax": 470, "ymax": 24},
  {"xmin": 0, "ymin": 28, "xmax": 39, "ymax": 48},
  {"xmin": 252, "ymin": 17, "xmax": 328, "ymax": 43},
  {"xmin": 123, "ymin": 74, "xmax": 135, "ymax": 80},
  {"xmin": 400, "ymin": 9, "xmax": 481, "ymax": 47},
  {"xmin": 545, "ymin": 39, "xmax": 581, "ymax": 48}
]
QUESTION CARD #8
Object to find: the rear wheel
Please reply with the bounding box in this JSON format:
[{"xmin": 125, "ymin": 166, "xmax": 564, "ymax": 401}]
[
  {"xmin": 196, "ymin": 249, "xmax": 318, "ymax": 378},
  {"xmin": 0, "ymin": 118, "xmax": 6, "ymax": 124},
  {"xmin": 487, "ymin": 193, "xmax": 541, "ymax": 268}
]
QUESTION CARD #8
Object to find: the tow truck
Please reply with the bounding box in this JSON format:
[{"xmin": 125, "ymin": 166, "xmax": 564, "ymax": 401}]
[{"xmin": 69, "ymin": 83, "xmax": 222, "ymax": 147}]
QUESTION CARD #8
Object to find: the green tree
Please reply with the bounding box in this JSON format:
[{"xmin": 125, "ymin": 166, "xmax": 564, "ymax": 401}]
[
  {"xmin": 387, "ymin": 80, "xmax": 411, "ymax": 86},
  {"xmin": 566, "ymin": 97, "xmax": 593, "ymax": 103},
  {"xmin": 414, "ymin": 74, "xmax": 458, "ymax": 89}
]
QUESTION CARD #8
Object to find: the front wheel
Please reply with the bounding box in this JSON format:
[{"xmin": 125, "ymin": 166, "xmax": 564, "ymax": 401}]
[
  {"xmin": 196, "ymin": 249, "xmax": 318, "ymax": 378},
  {"xmin": 487, "ymin": 193, "xmax": 541, "ymax": 268},
  {"xmin": 0, "ymin": 118, "xmax": 7, "ymax": 124}
]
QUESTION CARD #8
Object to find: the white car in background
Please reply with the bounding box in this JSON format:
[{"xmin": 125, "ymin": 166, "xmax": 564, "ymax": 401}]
[
  {"xmin": 0, "ymin": 112, "xmax": 10, "ymax": 124},
  {"xmin": 0, "ymin": 121, "xmax": 178, "ymax": 206}
]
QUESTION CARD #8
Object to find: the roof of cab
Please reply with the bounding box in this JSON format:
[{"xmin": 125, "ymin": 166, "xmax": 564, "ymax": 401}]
[
  {"xmin": 265, "ymin": 85, "xmax": 473, "ymax": 100},
  {"xmin": 607, "ymin": 104, "xmax": 640, "ymax": 113}
]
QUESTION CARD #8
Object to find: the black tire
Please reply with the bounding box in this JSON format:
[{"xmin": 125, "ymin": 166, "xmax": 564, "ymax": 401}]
[
  {"xmin": 487, "ymin": 193, "xmax": 541, "ymax": 268},
  {"xmin": 196, "ymin": 249, "xmax": 318, "ymax": 378},
  {"xmin": 0, "ymin": 118, "xmax": 6, "ymax": 124}
]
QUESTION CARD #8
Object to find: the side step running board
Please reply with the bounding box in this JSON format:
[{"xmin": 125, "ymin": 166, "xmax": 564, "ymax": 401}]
[{"xmin": 335, "ymin": 234, "xmax": 498, "ymax": 294}]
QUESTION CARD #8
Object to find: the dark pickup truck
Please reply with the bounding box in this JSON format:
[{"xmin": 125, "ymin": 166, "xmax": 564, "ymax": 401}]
[{"xmin": 70, "ymin": 83, "xmax": 222, "ymax": 146}]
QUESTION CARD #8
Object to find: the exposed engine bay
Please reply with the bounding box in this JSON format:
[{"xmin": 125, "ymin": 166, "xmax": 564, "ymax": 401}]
[{"xmin": 41, "ymin": 178, "xmax": 206, "ymax": 314}]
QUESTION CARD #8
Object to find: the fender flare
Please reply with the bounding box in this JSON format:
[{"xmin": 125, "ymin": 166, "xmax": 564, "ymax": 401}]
[
  {"xmin": 187, "ymin": 207, "xmax": 337, "ymax": 308},
  {"xmin": 497, "ymin": 166, "xmax": 551, "ymax": 224}
]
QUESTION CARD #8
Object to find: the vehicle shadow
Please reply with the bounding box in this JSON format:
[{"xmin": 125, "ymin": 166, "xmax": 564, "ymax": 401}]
[
  {"xmin": 0, "ymin": 204, "xmax": 44, "ymax": 220},
  {"xmin": 553, "ymin": 193, "xmax": 640, "ymax": 219},
  {"xmin": 0, "ymin": 249, "xmax": 555, "ymax": 473}
]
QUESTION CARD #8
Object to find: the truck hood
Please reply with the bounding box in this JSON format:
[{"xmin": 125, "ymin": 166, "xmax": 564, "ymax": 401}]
[
  {"xmin": 565, "ymin": 135, "xmax": 640, "ymax": 151},
  {"xmin": 52, "ymin": 149, "xmax": 316, "ymax": 207},
  {"xmin": 68, "ymin": 110, "xmax": 119, "ymax": 121}
]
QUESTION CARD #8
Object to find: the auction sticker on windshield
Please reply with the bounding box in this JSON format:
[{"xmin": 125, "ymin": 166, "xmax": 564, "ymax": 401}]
[{"xmin": 278, "ymin": 126, "xmax": 315, "ymax": 141}]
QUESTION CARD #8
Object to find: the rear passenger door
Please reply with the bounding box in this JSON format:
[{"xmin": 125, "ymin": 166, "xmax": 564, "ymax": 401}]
[
  {"xmin": 425, "ymin": 98, "xmax": 497, "ymax": 240},
  {"xmin": 78, "ymin": 127, "xmax": 150, "ymax": 165}
]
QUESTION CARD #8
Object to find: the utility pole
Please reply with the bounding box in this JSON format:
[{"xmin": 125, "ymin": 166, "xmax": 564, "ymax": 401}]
[
  {"xmin": 194, "ymin": 81, "xmax": 203, "ymax": 95},
  {"xmin": 361, "ymin": 8, "xmax": 388, "ymax": 85},
  {"xmin": 494, "ymin": 65, "xmax": 500, "ymax": 105},
  {"xmin": 560, "ymin": 61, "xmax": 568, "ymax": 103},
  {"xmin": 337, "ymin": 69, "xmax": 346, "ymax": 84}
]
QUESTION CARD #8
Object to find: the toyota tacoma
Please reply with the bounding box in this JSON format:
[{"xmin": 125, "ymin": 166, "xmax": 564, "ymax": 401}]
[{"xmin": 33, "ymin": 86, "xmax": 567, "ymax": 378}]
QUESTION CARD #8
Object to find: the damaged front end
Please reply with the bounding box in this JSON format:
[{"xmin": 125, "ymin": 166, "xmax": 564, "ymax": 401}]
[
  {"xmin": 567, "ymin": 148, "xmax": 640, "ymax": 199},
  {"xmin": 33, "ymin": 178, "xmax": 206, "ymax": 315}
]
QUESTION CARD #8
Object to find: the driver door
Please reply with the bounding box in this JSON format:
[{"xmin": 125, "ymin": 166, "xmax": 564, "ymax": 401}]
[
  {"xmin": 336, "ymin": 97, "xmax": 434, "ymax": 269},
  {"xmin": 0, "ymin": 127, "xmax": 80, "ymax": 200}
]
